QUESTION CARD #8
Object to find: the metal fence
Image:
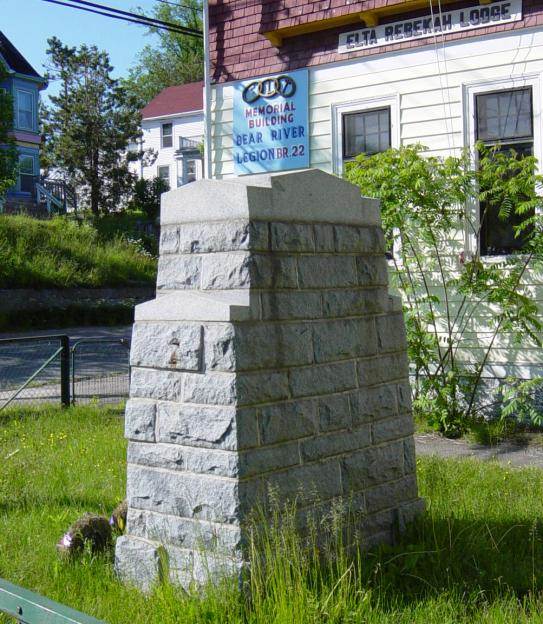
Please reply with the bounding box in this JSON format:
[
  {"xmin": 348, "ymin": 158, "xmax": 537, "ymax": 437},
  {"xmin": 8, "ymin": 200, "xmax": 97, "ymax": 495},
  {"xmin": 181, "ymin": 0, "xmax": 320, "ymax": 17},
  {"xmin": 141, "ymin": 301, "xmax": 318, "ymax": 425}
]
[
  {"xmin": 71, "ymin": 338, "xmax": 130, "ymax": 405},
  {"xmin": 0, "ymin": 577, "xmax": 105, "ymax": 623},
  {"xmin": 0, "ymin": 335, "xmax": 130, "ymax": 410}
]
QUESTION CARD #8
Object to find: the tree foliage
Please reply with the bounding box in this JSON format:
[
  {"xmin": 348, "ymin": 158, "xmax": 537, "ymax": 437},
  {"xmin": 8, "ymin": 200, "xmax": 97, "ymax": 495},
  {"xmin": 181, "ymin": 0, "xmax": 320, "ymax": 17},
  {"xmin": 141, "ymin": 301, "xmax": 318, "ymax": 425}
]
[
  {"xmin": 123, "ymin": 0, "xmax": 204, "ymax": 106},
  {"xmin": 345, "ymin": 144, "xmax": 543, "ymax": 435},
  {"xmin": 128, "ymin": 176, "xmax": 169, "ymax": 220},
  {"xmin": 0, "ymin": 60, "xmax": 17, "ymax": 200},
  {"xmin": 41, "ymin": 37, "xmax": 141, "ymax": 215}
]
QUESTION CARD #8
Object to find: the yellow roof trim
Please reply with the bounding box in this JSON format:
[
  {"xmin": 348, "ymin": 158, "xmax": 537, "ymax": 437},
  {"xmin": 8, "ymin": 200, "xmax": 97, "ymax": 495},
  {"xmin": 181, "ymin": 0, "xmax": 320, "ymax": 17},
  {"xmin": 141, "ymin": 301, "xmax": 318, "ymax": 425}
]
[{"xmin": 263, "ymin": 0, "xmax": 490, "ymax": 47}]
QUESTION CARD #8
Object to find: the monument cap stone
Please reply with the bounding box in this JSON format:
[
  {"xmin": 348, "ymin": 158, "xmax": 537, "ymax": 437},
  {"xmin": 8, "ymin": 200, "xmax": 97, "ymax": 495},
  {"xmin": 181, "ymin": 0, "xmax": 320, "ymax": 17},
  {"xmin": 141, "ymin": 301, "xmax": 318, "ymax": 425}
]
[{"xmin": 161, "ymin": 169, "xmax": 380, "ymax": 226}]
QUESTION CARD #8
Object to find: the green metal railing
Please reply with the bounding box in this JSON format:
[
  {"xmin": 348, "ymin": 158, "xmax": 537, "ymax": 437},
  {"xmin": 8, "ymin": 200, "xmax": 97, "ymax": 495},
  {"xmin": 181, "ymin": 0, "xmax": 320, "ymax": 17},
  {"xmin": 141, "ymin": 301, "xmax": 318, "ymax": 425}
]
[
  {"xmin": 0, "ymin": 335, "xmax": 70, "ymax": 411},
  {"xmin": 0, "ymin": 334, "xmax": 130, "ymax": 410},
  {"xmin": 0, "ymin": 578, "xmax": 106, "ymax": 623}
]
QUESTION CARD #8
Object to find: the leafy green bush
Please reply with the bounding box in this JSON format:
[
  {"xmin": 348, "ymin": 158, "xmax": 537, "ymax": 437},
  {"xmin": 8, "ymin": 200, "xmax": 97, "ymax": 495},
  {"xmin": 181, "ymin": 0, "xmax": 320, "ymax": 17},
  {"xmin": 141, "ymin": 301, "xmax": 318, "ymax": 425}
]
[
  {"xmin": 0, "ymin": 215, "xmax": 157, "ymax": 288},
  {"xmin": 128, "ymin": 177, "xmax": 169, "ymax": 221},
  {"xmin": 345, "ymin": 144, "xmax": 543, "ymax": 436},
  {"xmin": 90, "ymin": 210, "xmax": 159, "ymax": 257}
]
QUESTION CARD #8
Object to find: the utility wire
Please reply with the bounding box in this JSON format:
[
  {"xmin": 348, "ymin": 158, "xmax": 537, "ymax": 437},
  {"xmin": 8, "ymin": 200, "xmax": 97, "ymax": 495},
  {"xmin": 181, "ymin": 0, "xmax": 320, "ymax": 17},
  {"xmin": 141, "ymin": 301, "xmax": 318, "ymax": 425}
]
[
  {"xmin": 69, "ymin": 0, "xmax": 202, "ymax": 34},
  {"xmin": 40, "ymin": 0, "xmax": 203, "ymax": 36},
  {"xmin": 41, "ymin": 0, "xmax": 177, "ymax": 31}
]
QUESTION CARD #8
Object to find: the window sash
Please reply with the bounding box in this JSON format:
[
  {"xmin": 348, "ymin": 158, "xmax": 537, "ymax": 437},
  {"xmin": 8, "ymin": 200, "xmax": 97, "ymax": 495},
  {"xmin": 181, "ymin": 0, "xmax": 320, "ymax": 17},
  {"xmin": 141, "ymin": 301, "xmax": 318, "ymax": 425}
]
[
  {"xmin": 158, "ymin": 165, "xmax": 170, "ymax": 181},
  {"xmin": 161, "ymin": 123, "xmax": 173, "ymax": 148},
  {"xmin": 17, "ymin": 90, "xmax": 34, "ymax": 130},
  {"xmin": 342, "ymin": 107, "xmax": 391, "ymax": 159},
  {"xmin": 18, "ymin": 155, "xmax": 35, "ymax": 193},
  {"xmin": 19, "ymin": 155, "xmax": 35, "ymax": 175},
  {"xmin": 475, "ymin": 86, "xmax": 535, "ymax": 256},
  {"xmin": 186, "ymin": 159, "xmax": 197, "ymax": 183},
  {"xmin": 475, "ymin": 87, "xmax": 533, "ymax": 144}
]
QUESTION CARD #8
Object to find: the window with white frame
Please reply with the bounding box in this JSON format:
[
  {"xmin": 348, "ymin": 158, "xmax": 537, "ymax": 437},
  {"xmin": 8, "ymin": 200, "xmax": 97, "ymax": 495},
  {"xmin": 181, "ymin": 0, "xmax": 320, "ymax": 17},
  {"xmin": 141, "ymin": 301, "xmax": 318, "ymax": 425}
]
[
  {"xmin": 333, "ymin": 96, "xmax": 399, "ymax": 256},
  {"xmin": 465, "ymin": 77, "xmax": 541, "ymax": 257},
  {"xmin": 161, "ymin": 123, "xmax": 173, "ymax": 149},
  {"xmin": 343, "ymin": 108, "xmax": 391, "ymax": 159},
  {"xmin": 176, "ymin": 160, "xmax": 184, "ymax": 188},
  {"xmin": 476, "ymin": 87, "xmax": 534, "ymax": 255},
  {"xmin": 332, "ymin": 95, "xmax": 399, "ymax": 175},
  {"xmin": 158, "ymin": 165, "xmax": 170, "ymax": 188},
  {"xmin": 186, "ymin": 159, "xmax": 197, "ymax": 184},
  {"xmin": 18, "ymin": 154, "xmax": 35, "ymax": 193},
  {"xmin": 16, "ymin": 90, "xmax": 34, "ymax": 130}
]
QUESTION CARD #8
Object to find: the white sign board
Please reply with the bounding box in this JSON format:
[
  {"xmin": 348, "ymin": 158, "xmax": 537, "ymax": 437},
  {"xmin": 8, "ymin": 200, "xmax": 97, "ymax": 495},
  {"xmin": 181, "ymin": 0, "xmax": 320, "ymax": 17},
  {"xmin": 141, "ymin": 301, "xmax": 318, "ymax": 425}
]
[{"xmin": 338, "ymin": 0, "xmax": 522, "ymax": 54}]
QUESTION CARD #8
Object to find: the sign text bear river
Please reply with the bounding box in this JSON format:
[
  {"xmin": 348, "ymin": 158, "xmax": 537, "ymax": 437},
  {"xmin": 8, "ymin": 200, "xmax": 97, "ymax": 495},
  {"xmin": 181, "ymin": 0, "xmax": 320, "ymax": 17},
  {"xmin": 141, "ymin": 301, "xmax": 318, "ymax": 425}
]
[{"xmin": 233, "ymin": 69, "xmax": 309, "ymax": 175}]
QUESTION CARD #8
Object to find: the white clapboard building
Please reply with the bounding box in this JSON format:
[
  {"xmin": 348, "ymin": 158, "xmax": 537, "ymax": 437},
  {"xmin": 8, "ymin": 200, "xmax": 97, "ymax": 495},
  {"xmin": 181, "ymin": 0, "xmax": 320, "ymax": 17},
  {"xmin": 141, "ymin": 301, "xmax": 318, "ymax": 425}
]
[
  {"xmin": 133, "ymin": 81, "xmax": 204, "ymax": 189},
  {"xmin": 206, "ymin": 0, "xmax": 543, "ymax": 385}
]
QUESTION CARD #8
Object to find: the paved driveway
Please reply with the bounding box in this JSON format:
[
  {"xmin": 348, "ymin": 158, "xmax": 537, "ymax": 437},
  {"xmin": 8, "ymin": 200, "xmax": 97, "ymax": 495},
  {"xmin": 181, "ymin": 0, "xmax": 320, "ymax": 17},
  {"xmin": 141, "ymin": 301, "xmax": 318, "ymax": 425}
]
[
  {"xmin": 0, "ymin": 325, "xmax": 131, "ymax": 341},
  {"xmin": 415, "ymin": 432, "xmax": 543, "ymax": 469}
]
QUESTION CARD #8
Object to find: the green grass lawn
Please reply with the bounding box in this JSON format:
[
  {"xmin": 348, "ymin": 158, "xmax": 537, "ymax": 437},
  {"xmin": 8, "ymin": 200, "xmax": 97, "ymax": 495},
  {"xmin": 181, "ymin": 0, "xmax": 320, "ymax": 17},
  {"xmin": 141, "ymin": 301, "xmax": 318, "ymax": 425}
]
[
  {"xmin": 0, "ymin": 215, "xmax": 156, "ymax": 288},
  {"xmin": 1, "ymin": 405, "xmax": 543, "ymax": 623}
]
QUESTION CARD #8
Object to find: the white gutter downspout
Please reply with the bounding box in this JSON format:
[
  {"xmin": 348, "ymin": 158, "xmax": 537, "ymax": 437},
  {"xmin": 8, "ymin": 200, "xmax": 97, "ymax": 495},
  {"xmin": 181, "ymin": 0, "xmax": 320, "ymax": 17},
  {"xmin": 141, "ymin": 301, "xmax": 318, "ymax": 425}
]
[{"xmin": 203, "ymin": 0, "xmax": 213, "ymax": 179}]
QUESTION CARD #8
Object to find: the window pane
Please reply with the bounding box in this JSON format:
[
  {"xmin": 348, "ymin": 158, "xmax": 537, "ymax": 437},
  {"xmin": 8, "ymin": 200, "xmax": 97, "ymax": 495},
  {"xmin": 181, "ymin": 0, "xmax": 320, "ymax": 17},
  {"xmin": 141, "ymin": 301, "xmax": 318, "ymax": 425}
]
[
  {"xmin": 343, "ymin": 107, "xmax": 390, "ymax": 158},
  {"xmin": 18, "ymin": 155, "xmax": 35, "ymax": 192},
  {"xmin": 19, "ymin": 156, "xmax": 34, "ymax": 174},
  {"xmin": 476, "ymin": 88, "xmax": 532, "ymax": 142},
  {"xmin": 162, "ymin": 123, "xmax": 173, "ymax": 148},
  {"xmin": 17, "ymin": 91, "xmax": 33, "ymax": 129},
  {"xmin": 176, "ymin": 160, "xmax": 184, "ymax": 188},
  {"xmin": 158, "ymin": 166, "xmax": 170, "ymax": 184},
  {"xmin": 186, "ymin": 159, "xmax": 197, "ymax": 183},
  {"xmin": 479, "ymin": 142, "xmax": 534, "ymax": 255}
]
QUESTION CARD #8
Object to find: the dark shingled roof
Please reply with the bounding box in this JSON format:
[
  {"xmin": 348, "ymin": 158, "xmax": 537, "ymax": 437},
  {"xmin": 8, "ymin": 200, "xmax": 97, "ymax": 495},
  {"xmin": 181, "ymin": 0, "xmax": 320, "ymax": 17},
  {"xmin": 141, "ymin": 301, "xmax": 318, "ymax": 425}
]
[
  {"xmin": 0, "ymin": 31, "xmax": 43, "ymax": 80},
  {"xmin": 141, "ymin": 81, "xmax": 203, "ymax": 119}
]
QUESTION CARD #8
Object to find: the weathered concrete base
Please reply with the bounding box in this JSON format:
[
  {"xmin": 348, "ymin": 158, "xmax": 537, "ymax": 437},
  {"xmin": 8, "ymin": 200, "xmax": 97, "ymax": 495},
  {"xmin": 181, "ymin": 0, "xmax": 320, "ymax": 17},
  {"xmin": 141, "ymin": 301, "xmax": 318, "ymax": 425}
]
[{"xmin": 115, "ymin": 169, "xmax": 423, "ymax": 591}]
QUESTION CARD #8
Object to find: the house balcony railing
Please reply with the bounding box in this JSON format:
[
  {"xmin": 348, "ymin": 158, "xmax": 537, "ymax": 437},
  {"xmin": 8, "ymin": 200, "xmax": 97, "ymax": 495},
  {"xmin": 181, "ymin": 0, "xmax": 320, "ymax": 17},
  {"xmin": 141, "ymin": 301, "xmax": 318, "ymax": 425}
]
[
  {"xmin": 32, "ymin": 175, "xmax": 77, "ymax": 215},
  {"xmin": 176, "ymin": 137, "xmax": 201, "ymax": 154}
]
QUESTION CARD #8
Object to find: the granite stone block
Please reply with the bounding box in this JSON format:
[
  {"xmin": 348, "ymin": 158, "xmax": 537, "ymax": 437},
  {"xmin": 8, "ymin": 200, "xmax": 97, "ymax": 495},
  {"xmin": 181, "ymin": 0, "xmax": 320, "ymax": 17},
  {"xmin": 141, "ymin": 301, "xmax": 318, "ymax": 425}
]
[
  {"xmin": 317, "ymin": 394, "xmax": 352, "ymax": 432},
  {"xmin": 289, "ymin": 361, "xmax": 357, "ymax": 398},
  {"xmin": 157, "ymin": 255, "xmax": 202, "ymax": 290},
  {"xmin": 297, "ymin": 255, "xmax": 357, "ymax": 289},
  {"xmin": 125, "ymin": 399, "xmax": 157, "ymax": 442},
  {"xmin": 259, "ymin": 399, "xmax": 316, "ymax": 445},
  {"xmin": 131, "ymin": 322, "xmax": 203, "ymax": 371}
]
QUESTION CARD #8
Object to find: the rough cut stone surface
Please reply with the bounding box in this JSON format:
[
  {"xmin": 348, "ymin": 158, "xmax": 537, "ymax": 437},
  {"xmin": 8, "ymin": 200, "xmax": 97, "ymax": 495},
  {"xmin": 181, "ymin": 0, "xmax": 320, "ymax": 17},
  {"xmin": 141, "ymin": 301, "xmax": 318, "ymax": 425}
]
[
  {"xmin": 130, "ymin": 323, "xmax": 203, "ymax": 371},
  {"xmin": 116, "ymin": 169, "xmax": 423, "ymax": 591},
  {"xmin": 124, "ymin": 399, "xmax": 156, "ymax": 442}
]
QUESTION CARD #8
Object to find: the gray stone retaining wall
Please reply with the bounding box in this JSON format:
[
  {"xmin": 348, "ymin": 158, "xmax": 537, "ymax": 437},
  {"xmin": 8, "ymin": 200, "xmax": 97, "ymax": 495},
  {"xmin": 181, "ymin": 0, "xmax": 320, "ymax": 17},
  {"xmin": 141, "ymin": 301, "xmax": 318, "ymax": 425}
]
[
  {"xmin": 115, "ymin": 169, "xmax": 423, "ymax": 591},
  {"xmin": 0, "ymin": 287, "xmax": 154, "ymax": 314}
]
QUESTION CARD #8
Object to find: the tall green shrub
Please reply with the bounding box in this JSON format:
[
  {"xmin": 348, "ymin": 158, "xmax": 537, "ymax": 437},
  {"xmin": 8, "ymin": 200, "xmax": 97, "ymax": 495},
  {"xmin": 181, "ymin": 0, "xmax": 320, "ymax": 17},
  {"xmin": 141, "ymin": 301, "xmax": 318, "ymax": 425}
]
[
  {"xmin": 345, "ymin": 144, "xmax": 543, "ymax": 435},
  {"xmin": 129, "ymin": 176, "xmax": 169, "ymax": 220}
]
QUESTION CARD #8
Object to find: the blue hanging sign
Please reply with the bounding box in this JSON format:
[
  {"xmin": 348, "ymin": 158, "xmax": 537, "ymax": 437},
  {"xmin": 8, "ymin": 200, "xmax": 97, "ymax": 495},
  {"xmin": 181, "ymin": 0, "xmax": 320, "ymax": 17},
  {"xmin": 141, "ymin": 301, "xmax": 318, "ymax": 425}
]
[{"xmin": 233, "ymin": 69, "xmax": 309, "ymax": 175}]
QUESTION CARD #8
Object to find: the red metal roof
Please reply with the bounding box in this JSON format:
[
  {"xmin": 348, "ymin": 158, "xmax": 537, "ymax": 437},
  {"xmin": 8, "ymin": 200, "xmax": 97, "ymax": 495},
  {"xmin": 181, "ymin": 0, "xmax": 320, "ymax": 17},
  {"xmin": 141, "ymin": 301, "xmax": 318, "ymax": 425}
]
[{"xmin": 141, "ymin": 81, "xmax": 204, "ymax": 119}]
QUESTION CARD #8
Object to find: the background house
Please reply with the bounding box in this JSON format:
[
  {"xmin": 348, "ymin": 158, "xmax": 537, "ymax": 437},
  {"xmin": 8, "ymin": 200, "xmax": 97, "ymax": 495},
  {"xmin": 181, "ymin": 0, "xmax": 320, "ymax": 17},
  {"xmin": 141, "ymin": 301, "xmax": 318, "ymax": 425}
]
[
  {"xmin": 132, "ymin": 81, "xmax": 204, "ymax": 189},
  {"xmin": 0, "ymin": 31, "xmax": 46, "ymax": 211}
]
